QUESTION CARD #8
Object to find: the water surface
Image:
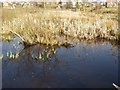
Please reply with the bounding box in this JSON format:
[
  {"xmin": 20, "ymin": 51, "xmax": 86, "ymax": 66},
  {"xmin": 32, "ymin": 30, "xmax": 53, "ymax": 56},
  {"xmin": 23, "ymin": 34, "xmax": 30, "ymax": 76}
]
[{"xmin": 2, "ymin": 37, "xmax": 119, "ymax": 88}]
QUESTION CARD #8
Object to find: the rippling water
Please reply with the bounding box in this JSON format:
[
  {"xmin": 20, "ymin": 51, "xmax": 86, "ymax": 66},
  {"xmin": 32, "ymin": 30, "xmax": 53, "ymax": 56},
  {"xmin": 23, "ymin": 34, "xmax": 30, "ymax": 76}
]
[{"xmin": 1, "ymin": 37, "xmax": 119, "ymax": 88}]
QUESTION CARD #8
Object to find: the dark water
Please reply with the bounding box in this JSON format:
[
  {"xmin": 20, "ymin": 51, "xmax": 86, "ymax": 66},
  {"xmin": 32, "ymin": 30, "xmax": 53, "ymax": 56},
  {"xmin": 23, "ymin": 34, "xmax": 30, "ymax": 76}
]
[{"xmin": 2, "ymin": 37, "xmax": 119, "ymax": 88}]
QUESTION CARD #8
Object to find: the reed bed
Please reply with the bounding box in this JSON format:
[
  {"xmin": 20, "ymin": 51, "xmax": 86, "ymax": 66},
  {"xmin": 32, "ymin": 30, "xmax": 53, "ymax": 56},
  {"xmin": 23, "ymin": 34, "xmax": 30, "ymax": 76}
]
[{"xmin": 1, "ymin": 8, "xmax": 119, "ymax": 46}]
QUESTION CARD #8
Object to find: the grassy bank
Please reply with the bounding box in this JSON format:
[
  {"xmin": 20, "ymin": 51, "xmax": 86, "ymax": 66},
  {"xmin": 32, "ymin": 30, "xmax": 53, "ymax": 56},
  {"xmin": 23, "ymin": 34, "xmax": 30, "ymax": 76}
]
[{"xmin": 1, "ymin": 7, "xmax": 119, "ymax": 46}]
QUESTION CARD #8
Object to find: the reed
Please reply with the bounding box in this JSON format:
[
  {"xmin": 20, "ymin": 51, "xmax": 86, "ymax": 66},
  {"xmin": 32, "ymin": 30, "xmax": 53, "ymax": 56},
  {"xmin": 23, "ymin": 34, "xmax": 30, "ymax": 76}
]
[{"xmin": 1, "ymin": 7, "xmax": 119, "ymax": 46}]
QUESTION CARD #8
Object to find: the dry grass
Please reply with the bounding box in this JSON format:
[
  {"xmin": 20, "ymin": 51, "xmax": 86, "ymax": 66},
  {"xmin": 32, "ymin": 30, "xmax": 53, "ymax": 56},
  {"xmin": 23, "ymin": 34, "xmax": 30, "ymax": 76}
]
[{"xmin": 1, "ymin": 7, "xmax": 119, "ymax": 46}]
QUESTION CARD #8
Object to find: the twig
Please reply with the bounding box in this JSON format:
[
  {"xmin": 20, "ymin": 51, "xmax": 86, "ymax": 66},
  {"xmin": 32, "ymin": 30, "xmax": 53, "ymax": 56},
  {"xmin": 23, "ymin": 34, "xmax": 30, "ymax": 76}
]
[
  {"xmin": 9, "ymin": 30, "xmax": 25, "ymax": 42},
  {"xmin": 9, "ymin": 30, "xmax": 36, "ymax": 47}
]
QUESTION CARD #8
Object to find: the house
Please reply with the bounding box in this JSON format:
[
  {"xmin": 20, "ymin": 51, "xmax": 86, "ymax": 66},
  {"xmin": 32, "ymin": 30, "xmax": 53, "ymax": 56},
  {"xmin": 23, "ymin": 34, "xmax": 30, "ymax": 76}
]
[
  {"xmin": 88, "ymin": 0, "xmax": 118, "ymax": 7},
  {"xmin": 106, "ymin": 0, "xmax": 118, "ymax": 7},
  {"xmin": 3, "ymin": 2, "xmax": 16, "ymax": 9},
  {"xmin": 3, "ymin": 2, "xmax": 9, "ymax": 7}
]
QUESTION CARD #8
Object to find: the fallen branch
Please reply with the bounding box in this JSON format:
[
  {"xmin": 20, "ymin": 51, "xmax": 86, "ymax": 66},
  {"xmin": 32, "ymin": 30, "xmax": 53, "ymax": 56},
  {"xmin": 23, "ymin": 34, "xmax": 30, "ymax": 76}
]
[
  {"xmin": 9, "ymin": 30, "xmax": 25, "ymax": 42},
  {"xmin": 9, "ymin": 30, "xmax": 38, "ymax": 47}
]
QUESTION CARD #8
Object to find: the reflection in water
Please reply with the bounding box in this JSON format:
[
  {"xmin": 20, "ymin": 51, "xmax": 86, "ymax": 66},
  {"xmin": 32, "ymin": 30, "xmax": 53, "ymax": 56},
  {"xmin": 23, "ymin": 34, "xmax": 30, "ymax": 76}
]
[{"xmin": 2, "ymin": 37, "xmax": 119, "ymax": 88}]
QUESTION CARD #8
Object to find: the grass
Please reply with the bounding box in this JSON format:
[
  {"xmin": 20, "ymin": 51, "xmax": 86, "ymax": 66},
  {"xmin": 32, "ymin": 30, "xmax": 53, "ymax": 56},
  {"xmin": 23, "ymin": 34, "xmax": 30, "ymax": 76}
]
[{"xmin": 1, "ymin": 6, "xmax": 119, "ymax": 46}]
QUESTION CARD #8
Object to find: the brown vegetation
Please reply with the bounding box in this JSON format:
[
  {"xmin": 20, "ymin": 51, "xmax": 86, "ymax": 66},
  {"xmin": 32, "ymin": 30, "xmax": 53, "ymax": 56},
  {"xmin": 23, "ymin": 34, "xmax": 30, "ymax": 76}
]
[{"xmin": 1, "ymin": 7, "xmax": 119, "ymax": 46}]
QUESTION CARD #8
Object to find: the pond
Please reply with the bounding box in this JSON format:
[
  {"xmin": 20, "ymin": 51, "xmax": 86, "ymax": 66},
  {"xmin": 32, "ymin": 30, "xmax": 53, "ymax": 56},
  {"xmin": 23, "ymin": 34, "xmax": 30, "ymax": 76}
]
[{"xmin": 1, "ymin": 36, "xmax": 119, "ymax": 88}]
